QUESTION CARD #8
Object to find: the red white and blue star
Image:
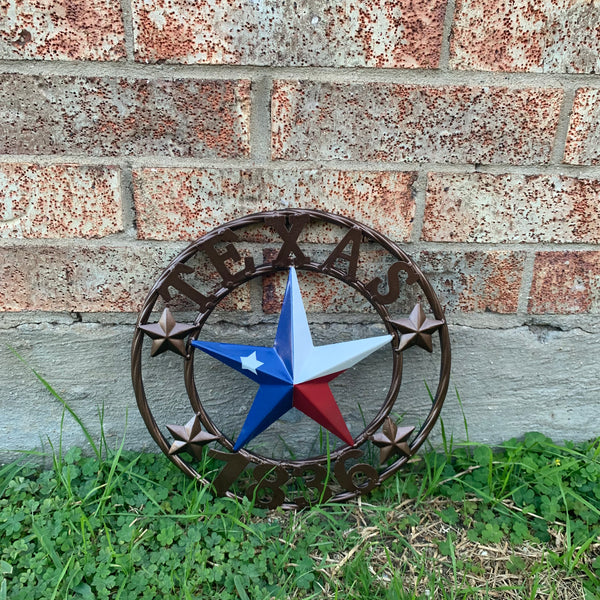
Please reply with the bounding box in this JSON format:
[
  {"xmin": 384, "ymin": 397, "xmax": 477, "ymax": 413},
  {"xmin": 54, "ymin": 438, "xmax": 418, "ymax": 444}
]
[{"xmin": 192, "ymin": 267, "xmax": 392, "ymax": 451}]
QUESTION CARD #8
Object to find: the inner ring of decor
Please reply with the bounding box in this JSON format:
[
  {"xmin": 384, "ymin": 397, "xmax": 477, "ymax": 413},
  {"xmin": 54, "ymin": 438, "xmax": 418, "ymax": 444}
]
[{"xmin": 183, "ymin": 264, "xmax": 403, "ymax": 468}]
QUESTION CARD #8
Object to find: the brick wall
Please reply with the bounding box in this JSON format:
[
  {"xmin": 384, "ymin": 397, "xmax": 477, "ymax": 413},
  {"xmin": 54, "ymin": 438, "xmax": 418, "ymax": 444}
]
[{"xmin": 2, "ymin": 0, "xmax": 600, "ymax": 450}]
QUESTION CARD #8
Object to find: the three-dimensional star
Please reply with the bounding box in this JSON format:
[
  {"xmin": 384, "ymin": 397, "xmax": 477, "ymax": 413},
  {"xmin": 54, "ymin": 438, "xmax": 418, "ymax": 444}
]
[
  {"xmin": 139, "ymin": 307, "xmax": 197, "ymax": 357},
  {"xmin": 371, "ymin": 417, "xmax": 415, "ymax": 463},
  {"xmin": 166, "ymin": 414, "xmax": 219, "ymax": 460},
  {"xmin": 390, "ymin": 303, "xmax": 444, "ymax": 353},
  {"xmin": 241, "ymin": 352, "xmax": 263, "ymax": 375},
  {"xmin": 192, "ymin": 267, "xmax": 392, "ymax": 451}
]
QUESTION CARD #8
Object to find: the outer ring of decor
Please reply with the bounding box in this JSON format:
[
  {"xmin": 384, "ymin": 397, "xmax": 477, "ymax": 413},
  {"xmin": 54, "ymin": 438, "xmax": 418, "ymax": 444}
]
[{"xmin": 132, "ymin": 208, "xmax": 451, "ymax": 508}]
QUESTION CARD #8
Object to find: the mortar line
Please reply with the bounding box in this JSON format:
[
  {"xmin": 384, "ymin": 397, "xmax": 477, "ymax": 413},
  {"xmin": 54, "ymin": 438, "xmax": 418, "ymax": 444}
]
[
  {"xmin": 438, "ymin": 0, "xmax": 456, "ymax": 71},
  {"xmin": 119, "ymin": 0, "xmax": 136, "ymax": 62},
  {"xmin": 516, "ymin": 252, "xmax": 536, "ymax": 315},
  {"xmin": 3, "ymin": 155, "xmax": 600, "ymax": 177},
  {"xmin": 474, "ymin": 164, "xmax": 599, "ymax": 177},
  {"xmin": 119, "ymin": 162, "xmax": 137, "ymax": 238},
  {"xmin": 550, "ymin": 87, "xmax": 577, "ymax": 165},
  {"xmin": 250, "ymin": 75, "xmax": 273, "ymax": 164},
  {"xmin": 1, "ymin": 309, "xmax": 598, "ymax": 331},
  {"xmin": 409, "ymin": 170, "xmax": 429, "ymax": 244},
  {"xmin": 3, "ymin": 59, "xmax": 600, "ymax": 87},
  {"xmin": 1, "ymin": 235, "xmax": 599, "ymax": 253}
]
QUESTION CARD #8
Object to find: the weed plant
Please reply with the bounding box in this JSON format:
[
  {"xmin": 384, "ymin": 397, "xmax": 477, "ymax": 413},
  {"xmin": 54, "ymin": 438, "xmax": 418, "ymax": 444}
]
[{"xmin": 1, "ymin": 358, "xmax": 599, "ymax": 599}]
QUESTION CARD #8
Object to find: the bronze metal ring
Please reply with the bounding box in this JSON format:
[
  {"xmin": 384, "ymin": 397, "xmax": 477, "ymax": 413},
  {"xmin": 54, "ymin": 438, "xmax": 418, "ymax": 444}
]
[{"xmin": 132, "ymin": 209, "xmax": 451, "ymax": 508}]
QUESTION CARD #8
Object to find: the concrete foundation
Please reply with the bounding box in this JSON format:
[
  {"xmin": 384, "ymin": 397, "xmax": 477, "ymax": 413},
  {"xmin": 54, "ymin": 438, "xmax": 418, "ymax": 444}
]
[{"xmin": 2, "ymin": 314, "xmax": 599, "ymax": 463}]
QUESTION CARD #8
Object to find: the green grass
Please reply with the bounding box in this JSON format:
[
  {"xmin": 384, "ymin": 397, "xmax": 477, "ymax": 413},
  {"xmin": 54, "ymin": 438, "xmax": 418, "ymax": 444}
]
[
  {"xmin": 1, "ymin": 356, "xmax": 599, "ymax": 599},
  {"xmin": 1, "ymin": 432, "xmax": 599, "ymax": 599}
]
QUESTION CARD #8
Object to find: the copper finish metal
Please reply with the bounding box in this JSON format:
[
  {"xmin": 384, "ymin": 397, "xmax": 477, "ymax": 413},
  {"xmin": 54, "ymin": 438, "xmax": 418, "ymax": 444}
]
[
  {"xmin": 166, "ymin": 414, "xmax": 220, "ymax": 460},
  {"xmin": 390, "ymin": 303, "xmax": 444, "ymax": 353},
  {"xmin": 132, "ymin": 209, "xmax": 451, "ymax": 508},
  {"xmin": 139, "ymin": 307, "xmax": 198, "ymax": 357},
  {"xmin": 371, "ymin": 417, "xmax": 415, "ymax": 464}
]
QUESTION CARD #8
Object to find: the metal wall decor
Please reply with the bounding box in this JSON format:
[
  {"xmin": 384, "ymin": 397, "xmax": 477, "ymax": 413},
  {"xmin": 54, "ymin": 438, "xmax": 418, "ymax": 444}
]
[{"xmin": 132, "ymin": 209, "xmax": 451, "ymax": 509}]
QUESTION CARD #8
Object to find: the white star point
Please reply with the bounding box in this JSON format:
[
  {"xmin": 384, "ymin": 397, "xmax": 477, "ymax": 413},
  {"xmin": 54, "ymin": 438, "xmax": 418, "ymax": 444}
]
[{"xmin": 240, "ymin": 351, "xmax": 263, "ymax": 375}]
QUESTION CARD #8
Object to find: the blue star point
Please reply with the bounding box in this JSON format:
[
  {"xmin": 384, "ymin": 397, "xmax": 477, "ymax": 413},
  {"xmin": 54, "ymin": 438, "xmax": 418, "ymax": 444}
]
[{"xmin": 192, "ymin": 267, "xmax": 392, "ymax": 451}]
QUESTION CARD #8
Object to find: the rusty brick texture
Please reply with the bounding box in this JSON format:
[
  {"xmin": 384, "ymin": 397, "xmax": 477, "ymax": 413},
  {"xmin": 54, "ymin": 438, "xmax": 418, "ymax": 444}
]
[
  {"xmin": 272, "ymin": 81, "xmax": 563, "ymax": 164},
  {"xmin": 0, "ymin": 244, "xmax": 251, "ymax": 312},
  {"xmin": 132, "ymin": 0, "xmax": 446, "ymax": 68},
  {"xmin": 417, "ymin": 250, "xmax": 525, "ymax": 314},
  {"xmin": 564, "ymin": 88, "xmax": 600, "ymax": 165},
  {"xmin": 0, "ymin": 164, "xmax": 122, "ymax": 239},
  {"xmin": 262, "ymin": 250, "xmax": 525, "ymax": 314},
  {"xmin": 133, "ymin": 168, "xmax": 416, "ymax": 242},
  {"xmin": 0, "ymin": 0, "xmax": 125, "ymax": 61},
  {"xmin": 529, "ymin": 252, "xmax": 600, "ymax": 314},
  {"xmin": 0, "ymin": 75, "xmax": 251, "ymax": 158},
  {"xmin": 423, "ymin": 172, "xmax": 600, "ymax": 243},
  {"xmin": 451, "ymin": 0, "xmax": 600, "ymax": 73},
  {"xmin": 0, "ymin": 245, "xmax": 169, "ymax": 312}
]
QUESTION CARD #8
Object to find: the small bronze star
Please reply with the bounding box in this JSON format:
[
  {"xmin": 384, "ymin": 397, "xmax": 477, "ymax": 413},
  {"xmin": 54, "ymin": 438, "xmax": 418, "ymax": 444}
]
[
  {"xmin": 390, "ymin": 303, "xmax": 444, "ymax": 353},
  {"xmin": 166, "ymin": 415, "xmax": 219, "ymax": 460},
  {"xmin": 139, "ymin": 307, "xmax": 197, "ymax": 357},
  {"xmin": 371, "ymin": 417, "xmax": 414, "ymax": 464}
]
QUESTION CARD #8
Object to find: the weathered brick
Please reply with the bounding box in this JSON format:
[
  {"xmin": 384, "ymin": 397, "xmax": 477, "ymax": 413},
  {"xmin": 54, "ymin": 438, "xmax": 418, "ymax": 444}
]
[
  {"xmin": 262, "ymin": 265, "xmax": 376, "ymax": 315},
  {"xmin": 262, "ymin": 250, "xmax": 525, "ymax": 314},
  {"xmin": 418, "ymin": 250, "xmax": 524, "ymax": 314},
  {"xmin": 564, "ymin": 88, "xmax": 600, "ymax": 165},
  {"xmin": 451, "ymin": 0, "xmax": 600, "ymax": 73},
  {"xmin": 0, "ymin": 75, "xmax": 250, "ymax": 158},
  {"xmin": 133, "ymin": 168, "xmax": 416, "ymax": 242},
  {"xmin": 0, "ymin": 0, "xmax": 125, "ymax": 61},
  {"xmin": 529, "ymin": 251, "xmax": 600, "ymax": 314},
  {"xmin": 0, "ymin": 164, "xmax": 122, "ymax": 238},
  {"xmin": 0, "ymin": 244, "xmax": 250, "ymax": 312},
  {"xmin": 423, "ymin": 172, "xmax": 600, "ymax": 243},
  {"xmin": 132, "ymin": 0, "xmax": 445, "ymax": 68},
  {"xmin": 0, "ymin": 245, "xmax": 166, "ymax": 312},
  {"xmin": 272, "ymin": 82, "xmax": 563, "ymax": 164}
]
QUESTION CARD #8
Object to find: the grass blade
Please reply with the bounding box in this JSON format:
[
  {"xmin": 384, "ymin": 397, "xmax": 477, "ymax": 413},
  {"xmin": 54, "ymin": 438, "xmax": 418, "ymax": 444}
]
[{"xmin": 7, "ymin": 347, "xmax": 100, "ymax": 460}]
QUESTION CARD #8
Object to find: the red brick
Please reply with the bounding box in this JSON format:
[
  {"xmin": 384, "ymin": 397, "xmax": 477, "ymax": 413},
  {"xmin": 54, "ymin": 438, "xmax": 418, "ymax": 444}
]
[
  {"xmin": 0, "ymin": 244, "xmax": 250, "ymax": 312},
  {"xmin": 418, "ymin": 250, "xmax": 525, "ymax": 313},
  {"xmin": 262, "ymin": 267, "xmax": 375, "ymax": 315},
  {"xmin": 564, "ymin": 88, "xmax": 600, "ymax": 165},
  {"xmin": 262, "ymin": 249, "xmax": 525, "ymax": 314},
  {"xmin": 272, "ymin": 81, "xmax": 563, "ymax": 164},
  {"xmin": 133, "ymin": 168, "xmax": 416, "ymax": 242},
  {"xmin": 529, "ymin": 252, "xmax": 600, "ymax": 314},
  {"xmin": 0, "ymin": 75, "xmax": 250, "ymax": 158},
  {"xmin": 423, "ymin": 172, "xmax": 600, "ymax": 243},
  {"xmin": 132, "ymin": 0, "xmax": 445, "ymax": 68},
  {"xmin": 0, "ymin": 0, "xmax": 125, "ymax": 61},
  {"xmin": 451, "ymin": 0, "xmax": 600, "ymax": 73},
  {"xmin": 261, "ymin": 247, "xmax": 409, "ymax": 314},
  {"xmin": 0, "ymin": 164, "xmax": 122, "ymax": 239}
]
